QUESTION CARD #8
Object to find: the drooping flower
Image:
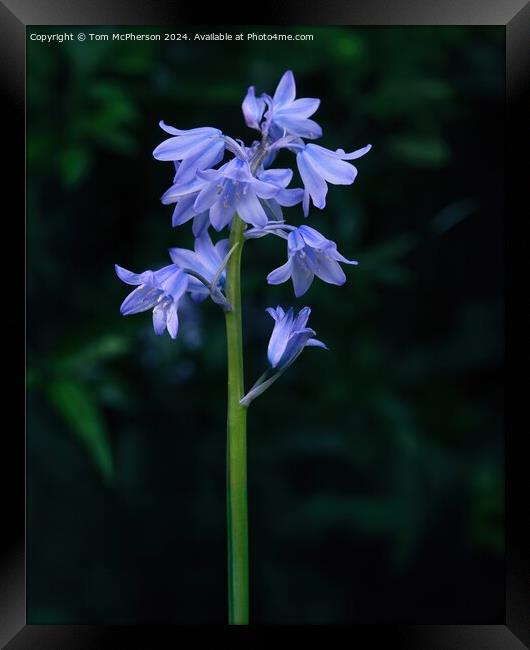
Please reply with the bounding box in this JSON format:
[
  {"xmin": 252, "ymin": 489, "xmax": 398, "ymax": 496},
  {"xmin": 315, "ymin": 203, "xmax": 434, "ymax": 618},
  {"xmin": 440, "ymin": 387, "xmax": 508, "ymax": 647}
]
[
  {"xmin": 153, "ymin": 121, "xmax": 226, "ymax": 184},
  {"xmin": 264, "ymin": 70, "xmax": 322, "ymax": 140},
  {"xmin": 296, "ymin": 143, "xmax": 372, "ymax": 215},
  {"xmin": 266, "ymin": 306, "xmax": 327, "ymax": 369},
  {"xmin": 169, "ymin": 232, "xmax": 230, "ymax": 302},
  {"xmin": 115, "ymin": 262, "xmax": 188, "ymax": 339},
  {"xmin": 267, "ymin": 225, "xmax": 358, "ymax": 297},
  {"xmin": 239, "ymin": 306, "xmax": 327, "ymax": 407}
]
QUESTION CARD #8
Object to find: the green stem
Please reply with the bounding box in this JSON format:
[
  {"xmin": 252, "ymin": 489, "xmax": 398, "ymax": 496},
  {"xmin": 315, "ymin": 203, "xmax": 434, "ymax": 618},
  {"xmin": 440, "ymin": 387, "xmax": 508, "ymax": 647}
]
[{"xmin": 224, "ymin": 214, "xmax": 248, "ymax": 625}]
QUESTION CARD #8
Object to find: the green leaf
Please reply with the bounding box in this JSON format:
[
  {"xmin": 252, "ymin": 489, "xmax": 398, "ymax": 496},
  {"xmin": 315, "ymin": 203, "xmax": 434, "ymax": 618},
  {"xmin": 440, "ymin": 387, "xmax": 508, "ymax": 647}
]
[
  {"xmin": 48, "ymin": 378, "xmax": 113, "ymax": 483},
  {"xmin": 53, "ymin": 333, "xmax": 130, "ymax": 373}
]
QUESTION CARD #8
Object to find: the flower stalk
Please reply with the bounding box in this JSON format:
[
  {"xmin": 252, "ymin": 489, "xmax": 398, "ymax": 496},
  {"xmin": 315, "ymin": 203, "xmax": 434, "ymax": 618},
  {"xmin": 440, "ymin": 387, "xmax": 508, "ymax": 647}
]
[
  {"xmin": 115, "ymin": 69, "xmax": 371, "ymax": 625},
  {"xmin": 224, "ymin": 213, "xmax": 248, "ymax": 625}
]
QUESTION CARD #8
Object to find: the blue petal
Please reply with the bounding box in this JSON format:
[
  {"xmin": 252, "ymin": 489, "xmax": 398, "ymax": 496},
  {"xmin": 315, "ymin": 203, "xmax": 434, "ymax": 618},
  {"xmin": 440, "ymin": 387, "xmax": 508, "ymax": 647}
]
[
  {"xmin": 267, "ymin": 259, "xmax": 293, "ymax": 285},
  {"xmin": 168, "ymin": 248, "xmax": 202, "ymax": 273},
  {"xmin": 278, "ymin": 327, "xmax": 315, "ymax": 367},
  {"xmin": 275, "ymin": 188, "xmax": 304, "ymax": 207},
  {"xmin": 236, "ymin": 188, "xmax": 268, "ymax": 227},
  {"xmin": 192, "ymin": 211, "xmax": 210, "ymax": 237},
  {"xmin": 153, "ymin": 131, "xmax": 214, "ymax": 161},
  {"xmin": 158, "ymin": 122, "xmax": 220, "ymax": 137},
  {"xmin": 214, "ymin": 238, "xmax": 231, "ymax": 260},
  {"xmin": 209, "ymin": 193, "xmax": 235, "ymax": 231},
  {"xmin": 267, "ymin": 308, "xmax": 294, "ymax": 367},
  {"xmin": 171, "ymin": 195, "xmax": 197, "ymax": 226},
  {"xmin": 296, "ymin": 151, "xmax": 327, "ymax": 209},
  {"xmin": 115, "ymin": 265, "xmax": 151, "ymax": 286},
  {"xmin": 302, "ymin": 190, "xmax": 310, "ymax": 217},
  {"xmin": 312, "ymin": 254, "xmax": 346, "ymax": 285},
  {"xmin": 265, "ymin": 306, "xmax": 285, "ymax": 322},
  {"xmin": 291, "ymin": 256, "xmax": 314, "ymax": 297},
  {"xmin": 173, "ymin": 140, "xmax": 225, "ymax": 183},
  {"xmin": 258, "ymin": 168, "xmax": 293, "ymax": 187},
  {"xmin": 153, "ymin": 264, "xmax": 182, "ymax": 285},
  {"xmin": 272, "ymin": 115, "xmax": 322, "ymax": 139},
  {"xmin": 298, "ymin": 224, "xmax": 330, "ymax": 249},
  {"xmin": 305, "ymin": 145, "xmax": 357, "ymax": 185},
  {"xmin": 292, "ymin": 306, "xmax": 311, "ymax": 331},
  {"xmin": 120, "ymin": 285, "xmax": 162, "ymax": 315},
  {"xmin": 331, "ymin": 249, "xmax": 359, "ymax": 265},
  {"xmin": 287, "ymin": 229, "xmax": 305, "ymax": 252},
  {"xmin": 194, "ymin": 232, "xmax": 221, "ymax": 277},
  {"xmin": 194, "ymin": 181, "xmax": 222, "ymax": 213},
  {"xmin": 306, "ymin": 338, "xmax": 328, "ymax": 350},
  {"xmin": 160, "ymin": 268, "xmax": 188, "ymax": 300},
  {"xmin": 161, "ymin": 178, "xmax": 204, "ymax": 204},
  {"xmin": 273, "ymin": 70, "xmax": 296, "ymax": 106},
  {"xmin": 242, "ymin": 85, "xmax": 265, "ymax": 130},
  {"xmin": 336, "ymin": 144, "xmax": 372, "ymax": 160},
  {"xmin": 250, "ymin": 178, "xmax": 280, "ymax": 199},
  {"xmin": 276, "ymin": 97, "xmax": 320, "ymax": 118},
  {"xmin": 166, "ymin": 304, "xmax": 179, "ymax": 339},
  {"xmin": 152, "ymin": 302, "xmax": 168, "ymax": 335}
]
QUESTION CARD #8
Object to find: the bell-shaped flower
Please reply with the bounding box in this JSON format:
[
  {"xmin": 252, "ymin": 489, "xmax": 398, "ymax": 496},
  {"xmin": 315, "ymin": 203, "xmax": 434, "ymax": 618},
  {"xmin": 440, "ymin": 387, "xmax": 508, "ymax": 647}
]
[
  {"xmin": 239, "ymin": 306, "xmax": 327, "ymax": 407},
  {"xmin": 266, "ymin": 306, "xmax": 327, "ymax": 369},
  {"xmin": 115, "ymin": 262, "xmax": 188, "ymax": 339},
  {"xmin": 192, "ymin": 157, "xmax": 283, "ymax": 231},
  {"xmin": 296, "ymin": 143, "xmax": 372, "ymax": 215},
  {"xmin": 169, "ymin": 232, "xmax": 230, "ymax": 302},
  {"xmin": 267, "ymin": 224, "xmax": 358, "ymax": 297},
  {"xmin": 264, "ymin": 70, "xmax": 322, "ymax": 140},
  {"xmin": 153, "ymin": 121, "xmax": 226, "ymax": 184}
]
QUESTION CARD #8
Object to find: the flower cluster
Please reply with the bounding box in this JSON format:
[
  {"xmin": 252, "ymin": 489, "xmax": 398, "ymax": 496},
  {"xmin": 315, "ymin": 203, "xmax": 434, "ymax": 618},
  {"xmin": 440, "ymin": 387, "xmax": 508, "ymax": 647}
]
[{"xmin": 116, "ymin": 70, "xmax": 371, "ymax": 403}]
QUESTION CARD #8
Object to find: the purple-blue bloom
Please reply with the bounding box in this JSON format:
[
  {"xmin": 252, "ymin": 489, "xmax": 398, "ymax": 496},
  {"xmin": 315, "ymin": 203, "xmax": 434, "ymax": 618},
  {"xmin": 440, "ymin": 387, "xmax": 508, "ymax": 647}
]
[
  {"xmin": 264, "ymin": 70, "xmax": 322, "ymax": 140},
  {"xmin": 169, "ymin": 232, "xmax": 230, "ymax": 302},
  {"xmin": 162, "ymin": 157, "xmax": 289, "ymax": 232},
  {"xmin": 266, "ymin": 224, "xmax": 358, "ymax": 297},
  {"xmin": 153, "ymin": 121, "xmax": 226, "ymax": 184},
  {"xmin": 296, "ymin": 143, "xmax": 372, "ymax": 215},
  {"xmin": 266, "ymin": 306, "xmax": 327, "ymax": 369},
  {"xmin": 115, "ymin": 262, "xmax": 188, "ymax": 339}
]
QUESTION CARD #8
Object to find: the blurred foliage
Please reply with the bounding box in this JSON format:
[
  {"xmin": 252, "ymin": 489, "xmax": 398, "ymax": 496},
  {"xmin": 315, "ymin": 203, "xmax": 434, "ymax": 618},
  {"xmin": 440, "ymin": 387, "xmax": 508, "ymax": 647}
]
[{"xmin": 27, "ymin": 26, "xmax": 504, "ymax": 624}]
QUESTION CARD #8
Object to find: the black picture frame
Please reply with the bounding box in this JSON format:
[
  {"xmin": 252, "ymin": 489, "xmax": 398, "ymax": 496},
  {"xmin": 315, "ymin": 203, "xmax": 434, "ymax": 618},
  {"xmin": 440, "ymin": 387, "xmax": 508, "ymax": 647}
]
[{"xmin": 4, "ymin": 0, "xmax": 527, "ymax": 645}]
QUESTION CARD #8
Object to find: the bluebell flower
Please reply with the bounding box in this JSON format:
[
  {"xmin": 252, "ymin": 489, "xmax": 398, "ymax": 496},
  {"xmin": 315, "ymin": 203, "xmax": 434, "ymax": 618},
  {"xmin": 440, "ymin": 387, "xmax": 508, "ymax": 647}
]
[
  {"xmin": 264, "ymin": 70, "xmax": 322, "ymax": 140},
  {"xmin": 115, "ymin": 262, "xmax": 188, "ymax": 339},
  {"xmin": 267, "ymin": 224, "xmax": 358, "ymax": 297},
  {"xmin": 239, "ymin": 306, "xmax": 327, "ymax": 406},
  {"xmin": 296, "ymin": 143, "xmax": 372, "ymax": 215},
  {"xmin": 266, "ymin": 306, "xmax": 327, "ymax": 369},
  {"xmin": 169, "ymin": 232, "xmax": 230, "ymax": 302},
  {"xmin": 163, "ymin": 157, "xmax": 285, "ymax": 231},
  {"xmin": 153, "ymin": 121, "xmax": 226, "ymax": 184}
]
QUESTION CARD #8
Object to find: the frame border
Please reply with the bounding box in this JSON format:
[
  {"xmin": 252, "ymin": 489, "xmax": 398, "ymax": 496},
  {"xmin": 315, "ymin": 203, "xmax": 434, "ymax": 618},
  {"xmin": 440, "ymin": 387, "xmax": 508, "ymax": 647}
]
[{"xmin": 5, "ymin": 0, "xmax": 527, "ymax": 644}]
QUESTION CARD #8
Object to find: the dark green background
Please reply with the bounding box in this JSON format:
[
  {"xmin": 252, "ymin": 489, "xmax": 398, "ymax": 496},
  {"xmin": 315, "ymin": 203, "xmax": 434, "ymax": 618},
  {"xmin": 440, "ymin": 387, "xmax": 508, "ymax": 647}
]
[{"xmin": 27, "ymin": 26, "xmax": 504, "ymax": 624}]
